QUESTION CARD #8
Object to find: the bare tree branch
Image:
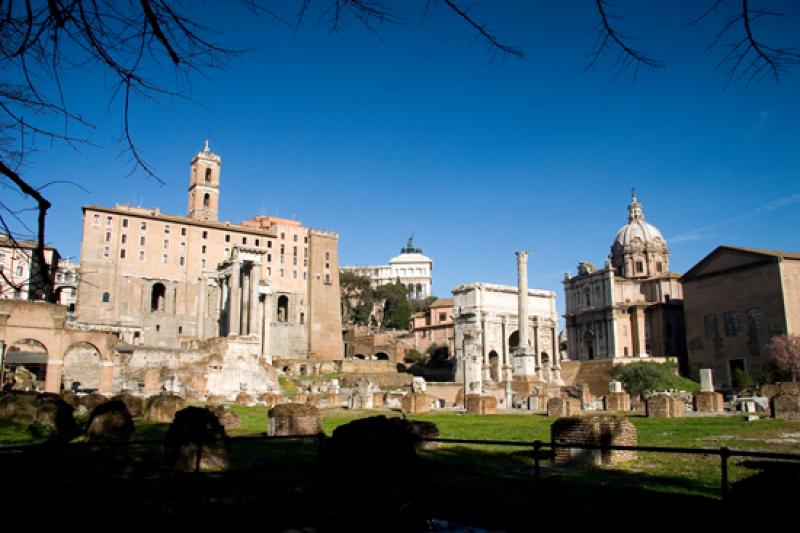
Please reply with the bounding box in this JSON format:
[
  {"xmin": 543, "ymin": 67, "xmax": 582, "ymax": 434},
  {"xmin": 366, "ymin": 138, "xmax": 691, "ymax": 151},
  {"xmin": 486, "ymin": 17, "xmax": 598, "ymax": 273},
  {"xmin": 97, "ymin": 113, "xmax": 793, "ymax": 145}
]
[{"xmin": 586, "ymin": 0, "xmax": 664, "ymax": 81}]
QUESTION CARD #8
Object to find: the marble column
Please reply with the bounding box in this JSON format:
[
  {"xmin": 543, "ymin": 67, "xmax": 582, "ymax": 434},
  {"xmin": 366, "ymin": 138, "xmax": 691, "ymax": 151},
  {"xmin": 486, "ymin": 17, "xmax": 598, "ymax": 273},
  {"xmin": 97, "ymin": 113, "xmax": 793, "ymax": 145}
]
[
  {"xmin": 197, "ymin": 277, "xmax": 206, "ymax": 340},
  {"xmin": 249, "ymin": 264, "xmax": 260, "ymax": 335},
  {"xmin": 517, "ymin": 251, "xmax": 529, "ymax": 353},
  {"xmin": 514, "ymin": 251, "xmax": 537, "ymax": 378},
  {"xmin": 229, "ymin": 261, "xmax": 241, "ymax": 335}
]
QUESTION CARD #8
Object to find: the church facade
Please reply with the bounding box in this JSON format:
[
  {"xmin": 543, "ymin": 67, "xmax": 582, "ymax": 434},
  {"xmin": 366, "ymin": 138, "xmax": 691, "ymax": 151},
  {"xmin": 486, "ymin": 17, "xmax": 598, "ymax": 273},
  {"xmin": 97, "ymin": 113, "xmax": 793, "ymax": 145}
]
[
  {"xmin": 75, "ymin": 142, "xmax": 343, "ymax": 362},
  {"xmin": 563, "ymin": 193, "xmax": 686, "ymax": 368}
]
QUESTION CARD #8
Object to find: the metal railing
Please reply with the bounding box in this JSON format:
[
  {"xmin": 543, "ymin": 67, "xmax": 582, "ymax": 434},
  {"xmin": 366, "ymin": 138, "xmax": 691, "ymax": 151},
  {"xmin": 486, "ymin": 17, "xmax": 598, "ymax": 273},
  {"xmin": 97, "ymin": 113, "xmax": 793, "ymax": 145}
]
[
  {"xmin": 2, "ymin": 433, "xmax": 799, "ymax": 499},
  {"xmin": 419, "ymin": 436, "xmax": 800, "ymax": 499}
]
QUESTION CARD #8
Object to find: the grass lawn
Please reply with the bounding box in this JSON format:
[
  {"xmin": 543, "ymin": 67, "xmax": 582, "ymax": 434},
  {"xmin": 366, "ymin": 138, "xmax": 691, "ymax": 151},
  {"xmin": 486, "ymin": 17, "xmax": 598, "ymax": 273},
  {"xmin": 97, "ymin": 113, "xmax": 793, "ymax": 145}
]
[{"xmin": 2, "ymin": 406, "xmax": 799, "ymax": 528}]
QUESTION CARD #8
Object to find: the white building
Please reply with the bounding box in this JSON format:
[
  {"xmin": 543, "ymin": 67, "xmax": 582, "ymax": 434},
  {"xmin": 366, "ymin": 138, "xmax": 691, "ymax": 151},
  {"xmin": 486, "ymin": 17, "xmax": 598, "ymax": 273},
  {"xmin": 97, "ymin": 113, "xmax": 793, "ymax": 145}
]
[
  {"xmin": 452, "ymin": 280, "xmax": 560, "ymax": 389},
  {"xmin": 341, "ymin": 236, "xmax": 433, "ymax": 300}
]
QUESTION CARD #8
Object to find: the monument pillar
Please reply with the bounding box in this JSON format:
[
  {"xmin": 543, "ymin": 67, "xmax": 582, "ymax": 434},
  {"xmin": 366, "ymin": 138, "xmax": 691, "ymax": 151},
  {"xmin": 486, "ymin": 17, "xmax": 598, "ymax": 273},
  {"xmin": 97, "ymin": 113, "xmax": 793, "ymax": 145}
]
[
  {"xmin": 229, "ymin": 261, "xmax": 241, "ymax": 335},
  {"xmin": 513, "ymin": 251, "xmax": 537, "ymax": 378},
  {"xmin": 249, "ymin": 263, "xmax": 260, "ymax": 336}
]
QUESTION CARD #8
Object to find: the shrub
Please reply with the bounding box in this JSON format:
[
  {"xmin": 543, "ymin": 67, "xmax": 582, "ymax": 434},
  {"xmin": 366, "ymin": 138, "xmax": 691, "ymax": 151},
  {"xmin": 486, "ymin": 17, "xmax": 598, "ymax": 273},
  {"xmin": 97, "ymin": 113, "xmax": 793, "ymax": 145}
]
[{"xmin": 612, "ymin": 361, "xmax": 699, "ymax": 397}]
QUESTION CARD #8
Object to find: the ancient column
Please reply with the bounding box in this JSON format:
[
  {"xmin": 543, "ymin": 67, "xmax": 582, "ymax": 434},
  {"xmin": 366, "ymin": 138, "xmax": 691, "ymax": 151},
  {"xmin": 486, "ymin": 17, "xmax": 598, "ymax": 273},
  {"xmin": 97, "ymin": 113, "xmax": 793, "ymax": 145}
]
[
  {"xmin": 229, "ymin": 261, "xmax": 241, "ymax": 335},
  {"xmin": 197, "ymin": 277, "xmax": 207, "ymax": 340},
  {"xmin": 249, "ymin": 263, "xmax": 260, "ymax": 336},
  {"xmin": 517, "ymin": 251, "xmax": 529, "ymax": 352},
  {"xmin": 514, "ymin": 251, "xmax": 537, "ymax": 378}
]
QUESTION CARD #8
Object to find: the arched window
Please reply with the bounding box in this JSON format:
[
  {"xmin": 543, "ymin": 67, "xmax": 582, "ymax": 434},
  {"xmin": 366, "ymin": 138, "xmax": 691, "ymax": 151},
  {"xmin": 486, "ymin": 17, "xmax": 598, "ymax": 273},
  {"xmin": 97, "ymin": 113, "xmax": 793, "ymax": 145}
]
[
  {"xmin": 203, "ymin": 193, "xmax": 210, "ymax": 208},
  {"xmin": 102, "ymin": 292, "xmax": 110, "ymax": 303},
  {"xmin": 277, "ymin": 295, "xmax": 289, "ymax": 323},
  {"xmin": 204, "ymin": 168, "xmax": 211, "ymax": 182},
  {"xmin": 151, "ymin": 283, "xmax": 166, "ymax": 312}
]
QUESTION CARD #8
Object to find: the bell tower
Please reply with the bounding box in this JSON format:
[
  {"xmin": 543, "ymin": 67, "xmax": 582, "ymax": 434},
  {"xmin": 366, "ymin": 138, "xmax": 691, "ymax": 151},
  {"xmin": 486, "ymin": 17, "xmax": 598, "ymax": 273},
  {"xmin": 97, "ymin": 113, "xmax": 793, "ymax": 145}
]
[{"xmin": 188, "ymin": 140, "xmax": 221, "ymax": 222}]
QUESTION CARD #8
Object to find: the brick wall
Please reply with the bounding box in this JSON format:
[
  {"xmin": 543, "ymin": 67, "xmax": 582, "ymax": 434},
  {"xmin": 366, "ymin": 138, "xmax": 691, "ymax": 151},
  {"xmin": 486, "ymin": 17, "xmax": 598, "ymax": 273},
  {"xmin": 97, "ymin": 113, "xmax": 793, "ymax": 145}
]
[
  {"xmin": 646, "ymin": 394, "xmax": 684, "ymax": 418},
  {"xmin": 551, "ymin": 415, "xmax": 637, "ymax": 465},
  {"xmin": 604, "ymin": 392, "xmax": 631, "ymax": 412},
  {"xmin": 547, "ymin": 397, "xmax": 581, "ymax": 418},
  {"xmin": 693, "ymin": 391, "xmax": 724, "ymax": 413}
]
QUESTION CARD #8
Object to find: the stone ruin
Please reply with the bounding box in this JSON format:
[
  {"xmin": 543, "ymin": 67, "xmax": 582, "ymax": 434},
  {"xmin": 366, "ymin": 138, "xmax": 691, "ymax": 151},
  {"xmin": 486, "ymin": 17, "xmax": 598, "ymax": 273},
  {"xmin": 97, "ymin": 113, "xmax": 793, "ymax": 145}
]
[
  {"xmin": 145, "ymin": 394, "xmax": 186, "ymax": 423},
  {"xmin": 771, "ymin": 394, "xmax": 800, "ymax": 420},
  {"xmin": 646, "ymin": 393, "xmax": 685, "ymax": 418},
  {"xmin": 268, "ymin": 403, "xmax": 321, "ymax": 436},
  {"xmin": 551, "ymin": 415, "xmax": 637, "ymax": 466},
  {"xmin": 604, "ymin": 380, "xmax": 631, "ymax": 412},
  {"xmin": 315, "ymin": 416, "xmax": 437, "ymax": 530},
  {"xmin": 0, "ymin": 391, "xmax": 78, "ymax": 440},
  {"xmin": 694, "ymin": 369, "xmax": 724, "ymax": 413},
  {"xmin": 547, "ymin": 397, "xmax": 581, "ymax": 418},
  {"xmin": 85, "ymin": 400, "xmax": 134, "ymax": 443},
  {"xmin": 465, "ymin": 394, "xmax": 497, "ymax": 414},
  {"xmin": 164, "ymin": 406, "xmax": 230, "ymax": 472},
  {"xmin": 347, "ymin": 378, "xmax": 379, "ymax": 410}
]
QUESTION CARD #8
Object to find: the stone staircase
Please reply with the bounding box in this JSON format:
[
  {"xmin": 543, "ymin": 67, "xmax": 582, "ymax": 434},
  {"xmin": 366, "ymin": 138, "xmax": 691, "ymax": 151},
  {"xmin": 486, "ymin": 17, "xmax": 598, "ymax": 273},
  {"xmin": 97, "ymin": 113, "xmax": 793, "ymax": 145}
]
[{"xmin": 560, "ymin": 359, "xmax": 615, "ymax": 398}]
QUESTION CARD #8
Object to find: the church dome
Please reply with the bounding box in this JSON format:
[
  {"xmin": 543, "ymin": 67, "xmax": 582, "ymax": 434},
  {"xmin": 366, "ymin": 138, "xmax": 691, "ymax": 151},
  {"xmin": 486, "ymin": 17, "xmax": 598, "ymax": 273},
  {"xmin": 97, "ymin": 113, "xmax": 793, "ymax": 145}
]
[
  {"xmin": 609, "ymin": 191, "xmax": 669, "ymax": 278},
  {"xmin": 612, "ymin": 192, "xmax": 666, "ymax": 250}
]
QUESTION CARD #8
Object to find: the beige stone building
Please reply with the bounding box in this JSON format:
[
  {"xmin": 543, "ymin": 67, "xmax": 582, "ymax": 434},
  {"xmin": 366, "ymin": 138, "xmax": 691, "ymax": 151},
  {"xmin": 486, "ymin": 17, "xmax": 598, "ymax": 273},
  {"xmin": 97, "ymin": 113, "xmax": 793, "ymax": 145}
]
[
  {"xmin": 410, "ymin": 298, "xmax": 454, "ymax": 354},
  {"xmin": 563, "ymin": 193, "xmax": 686, "ymax": 367},
  {"xmin": 75, "ymin": 142, "xmax": 342, "ymax": 362},
  {"xmin": 0, "ymin": 234, "xmax": 60, "ymax": 301},
  {"xmin": 681, "ymin": 246, "xmax": 800, "ymax": 388}
]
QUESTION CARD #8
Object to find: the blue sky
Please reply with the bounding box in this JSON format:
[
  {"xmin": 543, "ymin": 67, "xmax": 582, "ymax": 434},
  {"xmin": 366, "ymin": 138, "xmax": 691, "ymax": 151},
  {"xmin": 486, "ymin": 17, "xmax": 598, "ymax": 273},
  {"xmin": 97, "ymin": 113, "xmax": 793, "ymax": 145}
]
[{"xmin": 10, "ymin": 1, "xmax": 800, "ymax": 315}]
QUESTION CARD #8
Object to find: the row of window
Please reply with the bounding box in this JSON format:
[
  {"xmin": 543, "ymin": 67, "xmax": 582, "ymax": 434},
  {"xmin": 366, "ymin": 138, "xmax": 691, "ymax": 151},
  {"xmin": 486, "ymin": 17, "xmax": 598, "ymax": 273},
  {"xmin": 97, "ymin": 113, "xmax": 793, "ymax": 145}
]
[
  {"xmin": 704, "ymin": 308, "xmax": 766, "ymax": 339},
  {"xmin": 94, "ymin": 214, "xmax": 302, "ymax": 249}
]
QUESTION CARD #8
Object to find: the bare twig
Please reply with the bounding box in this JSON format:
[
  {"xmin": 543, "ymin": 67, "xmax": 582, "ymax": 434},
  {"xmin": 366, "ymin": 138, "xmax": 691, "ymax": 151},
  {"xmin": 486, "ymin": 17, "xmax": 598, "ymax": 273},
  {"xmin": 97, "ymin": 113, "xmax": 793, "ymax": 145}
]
[{"xmin": 586, "ymin": 0, "xmax": 664, "ymax": 80}]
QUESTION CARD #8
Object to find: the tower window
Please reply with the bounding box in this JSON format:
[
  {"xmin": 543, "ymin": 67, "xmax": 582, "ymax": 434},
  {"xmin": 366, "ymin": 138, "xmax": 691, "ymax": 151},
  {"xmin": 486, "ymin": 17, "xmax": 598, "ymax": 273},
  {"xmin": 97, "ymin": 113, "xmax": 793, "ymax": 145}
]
[
  {"xmin": 225, "ymin": 234, "xmax": 230, "ymax": 242},
  {"xmin": 280, "ymin": 232, "xmax": 285, "ymax": 240},
  {"xmin": 139, "ymin": 251, "xmax": 145, "ymax": 261},
  {"xmin": 122, "ymin": 218, "xmax": 128, "ymax": 228},
  {"xmin": 203, "ymin": 193, "xmax": 210, "ymax": 208},
  {"xmin": 164, "ymin": 224, "xmax": 170, "ymax": 234},
  {"xmin": 93, "ymin": 214, "xmax": 100, "ymax": 226},
  {"xmin": 205, "ymin": 168, "xmax": 211, "ymax": 182},
  {"xmin": 242, "ymin": 237, "xmax": 247, "ymax": 245},
  {"xmin": 202, "ymin": 231, "xmax": 208, "ymax": 239},
  {"xmin": 201, "ymin": 245, "xmax": 207, "ymax": 254},
  {"xmin": 121, "ymin": 234, "xmax": 127, "ymax": 244},
  {"xmin": 140, "ymin": 221, "xmax": 147, "ymax": 230},
  {"xmin": 255, "ymin": 239, "xmax": 260, "ymax": 246},
  {"xmin": 120, "ymin": 249, "xmax": 126, "ymax": 259},
  {"xmin": 102, "ymin": 292, "xmax": 110, "ymax": 303},
  {"xmin": 140, "ymin": 236, "xmax": 146, "ymax": 246},
  {"xmin": 635, "ymin": 261, "xmax": 644, "ymax": 273},
  {"xmin": 181, "ymin": 228, "xmax": 187, "ymax": 236}
]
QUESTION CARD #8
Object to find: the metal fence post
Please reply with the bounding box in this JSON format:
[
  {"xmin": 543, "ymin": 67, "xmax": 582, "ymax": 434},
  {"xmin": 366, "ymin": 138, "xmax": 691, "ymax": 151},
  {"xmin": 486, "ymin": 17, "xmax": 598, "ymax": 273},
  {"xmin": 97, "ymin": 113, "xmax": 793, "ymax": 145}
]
[
  {"xmin": 533, "ymin": 440, "xmax": 542, "ymax": 486},
  {"xmin": 720, "ymin": 447, "xmax": 730, "ymax": 500}
]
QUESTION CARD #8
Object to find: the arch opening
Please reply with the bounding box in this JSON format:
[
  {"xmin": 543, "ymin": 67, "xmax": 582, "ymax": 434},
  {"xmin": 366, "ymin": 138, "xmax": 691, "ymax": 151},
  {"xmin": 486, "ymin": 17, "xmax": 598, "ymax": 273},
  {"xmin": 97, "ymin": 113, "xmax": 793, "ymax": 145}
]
[
  {"xmin": 488, "ymin": 350, "xmax": 500, "ymax": 382},
  {"xmin": 277, "ymin": 295, "xmax": 289, "ymax": 323},
  {"xmin": 3, "ymin": 338, "xmax": 48, "ymax": 391},
  {"xmin": 64, "ymin": 341, "xmax": 102, "ymax": 392},
  {"xmin": 374, "ymin": 352, "xmax": 389, "ymax": 361},
  {"xmin": 151, "ymin": 282, "xmax": 166, "ymax": 313}
]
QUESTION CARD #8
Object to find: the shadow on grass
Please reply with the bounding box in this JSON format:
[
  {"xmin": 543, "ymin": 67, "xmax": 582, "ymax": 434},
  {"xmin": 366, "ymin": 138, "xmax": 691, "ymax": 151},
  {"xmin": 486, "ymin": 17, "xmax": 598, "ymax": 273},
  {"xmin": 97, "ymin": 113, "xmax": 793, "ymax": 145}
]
[{"xmin": 0, "ymin": 438, "xmax": 775, "ymax": 530}]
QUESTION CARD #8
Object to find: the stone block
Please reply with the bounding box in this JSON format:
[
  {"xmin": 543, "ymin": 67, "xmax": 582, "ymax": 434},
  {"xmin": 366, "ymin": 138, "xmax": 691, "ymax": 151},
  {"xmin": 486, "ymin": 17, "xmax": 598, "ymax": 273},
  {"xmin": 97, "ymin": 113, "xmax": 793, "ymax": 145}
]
[
  {"xmin": 257, "ymin": 393, "xmax": 281, "ymax": 407},
  {"xmin": 268, "ymin": 403, "xmax": 321, "ymax": 436},
  {"xmin": 699, "ymin": 369, "xmax": 714, "ymax": 393},
  {"xmin": 401, "ymin": 393, "xmax": 430, "ymax": 414},
  {"xmin": 547, "ymin": 397, "xmax": 581, "ymax": 418},
  {"xmin": 291, "ymin": 393, "xmax": 308, "ymax": 404},
  {"xmin": 464, "ymin": 394, "xmax": 497, "ymax": 415},
  {"xmin": 235, "ymin": 392, "xmax": 254, "ymax": 405},
  {"xmin": 372, "ymin": 392, "xmax": 385, "ymax": 407},
  {"xmin": 165, "ymin": 406, "xmax": 229, "ymax": 472},
  {"xmin": 551, "ymin": 415, "xmax": 637, "ymax": 466},
  {"xmin": 604, "ymin": 392, "xmax": 631, "ymax": 412},
  {"xmin": 694, "ymin": 391, "xmax": 724, "ymax": 413},
  {"xmin": 145, "ymin": 394, "xmax": 186, "ymax": 423},
  {"xmin": 86, "ymin": 400, "xmax": 134, "ymax": 443},
  {"xmin": 110, "ymin": 394, "xmax": 144, "ymax": 417},
  {"xmin": 771, "ymin": 394, "xmax": 800, "ymax": 420},
  {"xmin": 646, "ymin": 394, "xmax": 684, "ymax": 418}
]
